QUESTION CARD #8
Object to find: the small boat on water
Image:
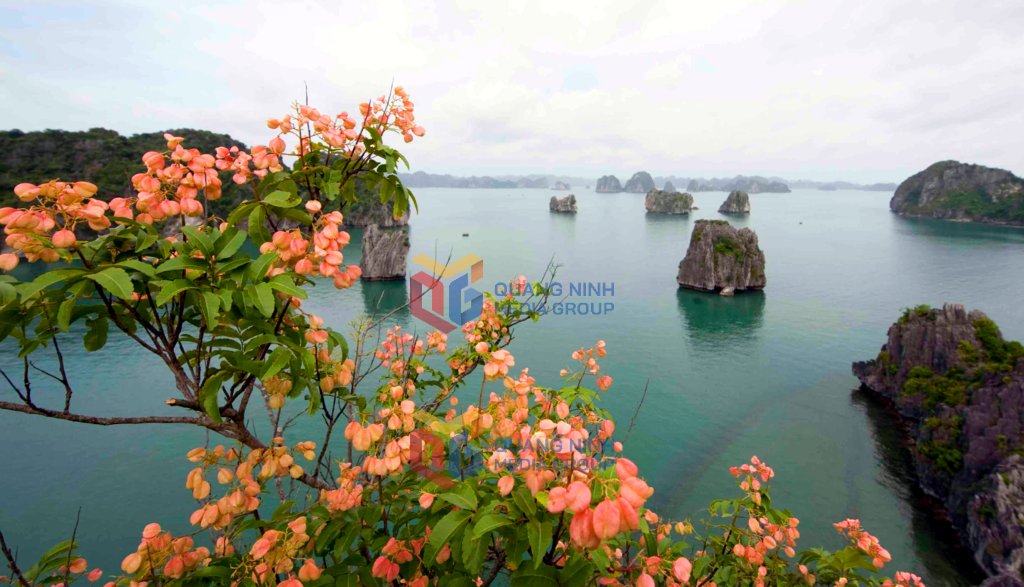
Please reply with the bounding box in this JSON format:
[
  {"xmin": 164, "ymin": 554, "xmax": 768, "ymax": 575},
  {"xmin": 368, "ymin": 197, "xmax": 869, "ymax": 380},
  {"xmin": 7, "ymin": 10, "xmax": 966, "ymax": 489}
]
[{"xmin": 462, "ymin": 233, "xmax": 469, "ymax": 237}]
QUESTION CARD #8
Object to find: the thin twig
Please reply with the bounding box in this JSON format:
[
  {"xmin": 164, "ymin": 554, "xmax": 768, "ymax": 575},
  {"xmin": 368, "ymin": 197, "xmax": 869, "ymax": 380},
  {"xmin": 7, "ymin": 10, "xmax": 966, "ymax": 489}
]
[
  {"xmin": 0, "ymin": 528, "xmax": 31, "ymax": 587},
  {"xmin": 625, "ymin": 378, "xmax": 649, "ymax": 442},
  {"xmin": 61, "ymin": 508, "xmax": 81, "ymax": 587}
]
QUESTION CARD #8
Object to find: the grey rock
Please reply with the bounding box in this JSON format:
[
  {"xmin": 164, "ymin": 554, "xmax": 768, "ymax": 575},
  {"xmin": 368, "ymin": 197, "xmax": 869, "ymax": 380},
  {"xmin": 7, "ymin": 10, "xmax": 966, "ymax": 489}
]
[
  {"xmin": 719, "ymin": 191, "xmax": 751, "ymax": 214},
  {"xmin": 359, "ymin": 224, "xmax": 409, "ymax": 281},
  {"xmin": 719, "ymin": 286, "xmax": 735, "ymax": 297},
  {"xmin": 663, "ymin": 181, "xmax": 677, "ymax": 193},
  {"xmin": 890, "ymin": 161, "xmax": 1024, "ymax": 226},
  {"xmin": 552, "ymin": 181, "xmax": 571, "ymax": 190},
  {"xmin": 623, "ymin": 171, "xmax": 655, "ymax": 193},
  {"xmin": 644, "ymin": 189, "xmax": 693, "ymax": 214},
  {"xmin": 677, "ymin": 220, "xmax": 766, "ymax": 293},
  {"xmin": 853, "ymin": 304, "xmax": 1024, "ymax": 579},
  {"xmin": 549, "ymin": 194, "xmax": 577, "ymax": 213},
  {"xmin": 596, "ymin": 175, "xmax": 622, "ymax": 193}
]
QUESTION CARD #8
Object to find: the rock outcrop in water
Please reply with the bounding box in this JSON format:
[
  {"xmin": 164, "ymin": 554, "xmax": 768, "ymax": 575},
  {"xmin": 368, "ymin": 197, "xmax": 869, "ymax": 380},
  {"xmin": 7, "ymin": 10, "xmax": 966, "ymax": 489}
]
[
  {"xmin": 677, "ymin": 220, "xmax": 766, "ymax": 295},
  {"xmin": 552, "ymin": 181, "xmax": 571, "ymax": 191},
  {"xmin": 549, "ymin": 194, "xmax": 577, "ymax": 213},
  {"xmin": 890, "ymin": 161, "xmax": 1024, "ymax": 226},
  {"xmin": 596, "ymin": 175, "xmax": 622, "ymax": 193},
  {"xmin": 718, "ymin": 190, "xmax": 751, "ymax": 214},
  {"xmin": 853, "ymin": 304, "xmax": 1024, "ymax": 584},
  {"xmin": 359, "ymin": 224, "xmax": 409, "ymax": 281},
  {"xmin": 623, "ymin": 171, "xmax": 655, "ymax": 193},
  {"xmin": 644, "ymin": 189, "xmax": 693, "ymax": 214},
  {"xmin": 663, "ymin": 181, "xmax": 677, "ymax": 193}
]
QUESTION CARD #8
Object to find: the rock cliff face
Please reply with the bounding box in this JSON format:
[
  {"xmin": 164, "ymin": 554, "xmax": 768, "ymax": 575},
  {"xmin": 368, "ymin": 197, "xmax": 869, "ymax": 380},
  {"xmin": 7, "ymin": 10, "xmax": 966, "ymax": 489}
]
[
  {"xmin": 552, "ymin": 181, "xmax": 571, "ymax": 190},
  {"xmin": 596, "ymin": 175, "xmax": 622, "ymax": 193},
  {"xmin": 549, "ymin": 194, "xmax": 577, "ymax": 213},
  {"xmin": 853, "ymin": 304, "xmax": 1024, "ymax": 583},
  {"xmin": 663, "ymin": 181, "xmax": 677, "ymax": 193},
  {"xmin": 623, "ymin": 171, "xmax": 655, "ymax": 193},
  {"xmin": 890, "ymin": 161, "xmax": 1024, "ymax": 226},
  {"xmin": 676, "ymin": 220, "xmax": 766, "ymax": 294},
  {"xmin": 359, "ymin": 224, "xmax": 409, "ymax": 281},
  {"xmin": 718, "ymin": 191, "xmax": 751, "ymax": 214},
  {"xmin": 644, "ymin": 189, "xmax": 693, "ymax": 214}
]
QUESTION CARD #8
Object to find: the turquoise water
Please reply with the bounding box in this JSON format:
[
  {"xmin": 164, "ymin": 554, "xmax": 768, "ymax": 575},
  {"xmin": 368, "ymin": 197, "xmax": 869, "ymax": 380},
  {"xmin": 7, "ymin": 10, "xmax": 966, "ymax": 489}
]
[{"xmin": 3, "ymin": 188, "xmax": 1024, "ymax": 584}]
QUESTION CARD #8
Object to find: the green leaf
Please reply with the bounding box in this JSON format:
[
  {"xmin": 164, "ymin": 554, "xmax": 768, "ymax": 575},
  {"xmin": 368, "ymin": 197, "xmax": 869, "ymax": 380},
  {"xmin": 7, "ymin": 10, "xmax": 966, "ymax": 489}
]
[
  {"xmin": 327, "ymin": 329, "xmax": 349, "ymax": 362},
  {"xmin": 527, "ymin": 520, "xmax": 552, "ymax": 569},
  {"xmin": 135, "ymin": 232, "xmax": 159, "ymax": 253},
  {"xmin": 473, "ymin": 514, "xmax": 513, "ymax": 538},
  {"xmin": 513, "ymin": 487, "xmax": 537, "ymax": 520},
  {"xmin": 115, "ymin": 259, "xmax": 157, "ymax": 278},
  {"xmin": 191, "ymin": 566, "xmax": 233, "ymax": 578},
  {"xmin": 263, "ymin": 190, "xmax": 301, "ymax": 208},
  {"xmin": 307, "ymin": 386, "xmax": 322, "ymax": 416},
  {"xmin": 197, "ymin": 291, "xmax": 221, "ymax": 328},
  {"xmin": 560, "ymin": 558, "xmax": 595, "ymax": 587},
  {"xmin": 85, "ymin": 267, "xmax": 134, "ymax": 300},
  {"xmin": 262, "ymin": 347, "xmax": 291, "ymax": 379},
  {"xmin": 268, "ymin": 274, "xmax": 307, "ymax": 299},
  {"xmin": 0, "ymin": 282, "xmax": 16, "ymax": 306},
  {"xmin": 249, "ymin": 206, "xmax": 271, "ymax": 246},
  {"xmin": 182, "ymin": 226, "xmax": 215, "ymax": 259},
  {"xmin": 315, "ymin": 519, "xmax": 345, "ymax": 555},
  {"xmin": 58, "ymin": 280, "xmax": 93, "ymax": 332},
  {"xmin": 590, "ymin": 545, "xmax": 611, "ymax": 575},
  {"xmin": 510, "ymin": 564, "xmax": 558, "ymax": 587},
  {"xmin": 425, "ymin": 510, "xmax": 473, "ymax": 566},
  {"xmin": 341, "ymin": 179, "xmax": 356, "ymax": 204},
  {"xmin": 248, "ymin": 251, "xmax": 278, "ymax": 282},
  {"xmin": 461, "ymin": 531, "xmax": 487, "ymax": 574},
  {"xmin": 507, "ymin": 525, "xmax": 530, "ymax": 570},
  {"xmin": 439, "ymin": 483, "xmax": 478, "ymax": 511},
  {"xmin": 200, "ymin": 371, "xmax": 233, "ymax": 423},
  {"xmin": 251, "ymin": 283, "xmax": 275, "ymax": 317},
  {"xmin": 155, "ymin": 279, "xmax": 195, "ymax": 306},
  {"xmin": 83, "ymin": 317, "xmax": 108, "ymax": 352},
  {"xmin": 226, "ymin": 201, "xmax": 259, "ymax": 227},
  {"xmin": 155, "ymin": 256, "xmax": 209, "ymax": 274},
  {"xmin": 214, "ymin": 226, "xmax": 247, "ymax": 258},
  {"xmin": 379, "ymin": 177, "xmax": 395, "ymax": 204},
  {"xmin": 334, "ymin": 524, "xmax": 361, "ymax": 559},
  {"xmin": 19, "ymin": 269, "xmax": 85, "ymax": 299}
]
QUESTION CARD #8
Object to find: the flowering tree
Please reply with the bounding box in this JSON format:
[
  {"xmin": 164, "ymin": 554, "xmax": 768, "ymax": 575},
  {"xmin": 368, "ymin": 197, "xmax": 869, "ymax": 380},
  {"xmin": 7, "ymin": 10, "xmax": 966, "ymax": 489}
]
[{"xmin": 0, "ymin": 87, "xmax": 927, "ymax": 587}]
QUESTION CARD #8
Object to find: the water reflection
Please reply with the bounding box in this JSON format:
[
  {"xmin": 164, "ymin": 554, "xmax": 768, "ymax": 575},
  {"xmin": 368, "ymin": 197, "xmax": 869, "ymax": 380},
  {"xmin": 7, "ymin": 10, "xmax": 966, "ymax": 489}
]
[
  {"xmin": 548, "ymin": 208, "xmax": 576, "ymax": 241},
  {"xmin": 894, "ymin": 216, "xmax": 1024, "ymax": 246},
  {"xmin": 359, "ymin": 279, "xmax": 410, "ymax": 320},
  {"xmin": 849, "ymin": 388, "xmax": 986, "ymax": 587},
  {"xmin": 676, "ymin": 288, "xmax": 765, "ymax": 346}
]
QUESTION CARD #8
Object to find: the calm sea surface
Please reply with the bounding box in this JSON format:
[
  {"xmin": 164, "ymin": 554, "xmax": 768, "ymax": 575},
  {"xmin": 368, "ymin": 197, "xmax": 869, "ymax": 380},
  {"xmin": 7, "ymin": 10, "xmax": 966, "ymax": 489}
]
[{"xmin": 3, "ymin": 188, "xmax": 1024, "ymax": 585}]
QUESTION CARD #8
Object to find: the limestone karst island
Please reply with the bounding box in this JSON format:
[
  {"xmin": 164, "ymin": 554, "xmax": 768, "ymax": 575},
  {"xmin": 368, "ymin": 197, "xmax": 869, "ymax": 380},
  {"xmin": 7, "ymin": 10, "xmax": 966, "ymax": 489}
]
[{"xmin": 1, "ymin": 4, "xmax": 1022, "ymax": 587}]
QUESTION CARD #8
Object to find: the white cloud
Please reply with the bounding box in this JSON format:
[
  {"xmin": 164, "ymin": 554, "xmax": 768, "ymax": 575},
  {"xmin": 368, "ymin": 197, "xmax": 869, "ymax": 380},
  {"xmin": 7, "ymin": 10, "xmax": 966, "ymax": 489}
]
[{"xmin": 0, "ymin": 0, "xmax": 1021, "ymax": 182}]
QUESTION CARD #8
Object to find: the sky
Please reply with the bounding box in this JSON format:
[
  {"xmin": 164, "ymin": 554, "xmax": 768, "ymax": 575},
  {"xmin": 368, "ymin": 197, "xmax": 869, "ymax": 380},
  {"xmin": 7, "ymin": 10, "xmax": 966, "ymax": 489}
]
[{"xmin": 0, "ymin": 0, "xmax": 1022, "ymax": 183}]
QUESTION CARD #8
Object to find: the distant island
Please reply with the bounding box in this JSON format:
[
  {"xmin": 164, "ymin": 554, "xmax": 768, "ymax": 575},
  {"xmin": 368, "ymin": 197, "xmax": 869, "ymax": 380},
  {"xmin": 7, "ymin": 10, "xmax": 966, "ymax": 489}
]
[
  {"xmin": 890, "ymin": 161, "xmax": 1024, "ymax": 226},
  {"xmin": 397, "ymin": 171, "xmax": 898, "ymax": 193},
  {"xmin": 686, "ymin": 176, "xmax": 790, "ymax": 193}
]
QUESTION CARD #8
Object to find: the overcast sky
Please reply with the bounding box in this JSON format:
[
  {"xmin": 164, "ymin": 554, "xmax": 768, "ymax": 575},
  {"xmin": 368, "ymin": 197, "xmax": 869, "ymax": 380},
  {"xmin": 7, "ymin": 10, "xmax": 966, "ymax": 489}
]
[{"xmin": 1, "ymin": 0, "xmax": 1021, "ymax": 182}]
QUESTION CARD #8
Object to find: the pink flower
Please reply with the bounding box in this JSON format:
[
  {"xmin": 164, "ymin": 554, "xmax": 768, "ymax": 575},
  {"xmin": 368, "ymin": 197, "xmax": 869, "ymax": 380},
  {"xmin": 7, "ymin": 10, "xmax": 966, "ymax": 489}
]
[
  {"xmin": 592, "ymin": 500, "xmax": 620, "ymax": 540},
  {"xmin": 673, "ymin": 558, "xmax": 692, "ymax": 583},
  {"xmin": 498, "ymin": 476, "xmax": 515, "ymax": 496}
]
